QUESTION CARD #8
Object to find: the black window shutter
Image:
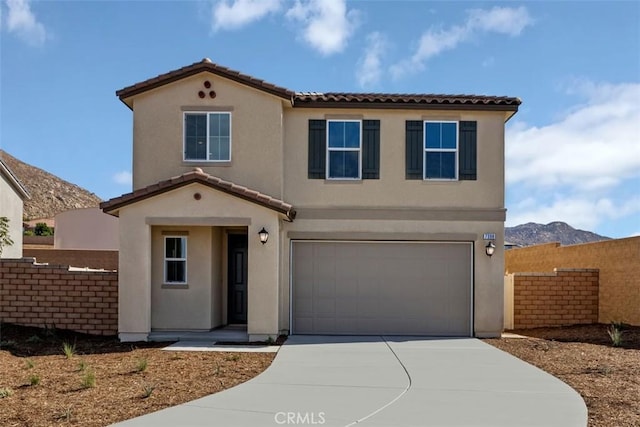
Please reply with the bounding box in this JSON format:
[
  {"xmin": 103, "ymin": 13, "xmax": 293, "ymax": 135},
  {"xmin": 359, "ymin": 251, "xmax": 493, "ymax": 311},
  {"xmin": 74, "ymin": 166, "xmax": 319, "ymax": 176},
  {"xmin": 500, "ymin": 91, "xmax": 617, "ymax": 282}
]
[
  {"xmin": 362, "ymin": 120, "xmax": 380, "ymax": 179},
  {"xmin": 308, "ymin": 120, "xmax": 326, "ymax": 179},
  {"xmin": 458, "ymin": 121, "xmax": 477, "ymax": 180},
  {"xmin": 405, "ymin": 121, "xmax": 423, "ymax": 179}
]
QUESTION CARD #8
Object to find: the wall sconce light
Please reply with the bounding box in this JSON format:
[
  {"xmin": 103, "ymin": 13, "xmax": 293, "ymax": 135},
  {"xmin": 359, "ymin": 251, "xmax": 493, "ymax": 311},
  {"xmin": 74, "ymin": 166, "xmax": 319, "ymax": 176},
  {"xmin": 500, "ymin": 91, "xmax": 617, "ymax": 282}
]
[
  {"xmin": 485, "ymin": 241, "xmax": 496, "ymax": 257},
  {"xmin": 258, "ymin": 227, "xmax": 269, "ymax": 245}
]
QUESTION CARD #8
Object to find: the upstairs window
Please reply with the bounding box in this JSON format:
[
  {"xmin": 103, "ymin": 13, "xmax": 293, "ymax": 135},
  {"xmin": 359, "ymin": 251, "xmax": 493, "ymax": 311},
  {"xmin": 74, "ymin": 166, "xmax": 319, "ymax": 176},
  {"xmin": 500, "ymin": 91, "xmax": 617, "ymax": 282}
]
[
  {"xmin": 327, "ymin": 120, "xmax": 362, "ymax": 179},
  {"xmin": 184, "ymin": 112, "xmax": 231, "ymax": 161},
  {"xmin": 164, "ymin": 236, "xmax": 187, "ymax": 284},
  {"xmin": 424, "ymin": 121, "xmax": 458, "ymax": 180}
]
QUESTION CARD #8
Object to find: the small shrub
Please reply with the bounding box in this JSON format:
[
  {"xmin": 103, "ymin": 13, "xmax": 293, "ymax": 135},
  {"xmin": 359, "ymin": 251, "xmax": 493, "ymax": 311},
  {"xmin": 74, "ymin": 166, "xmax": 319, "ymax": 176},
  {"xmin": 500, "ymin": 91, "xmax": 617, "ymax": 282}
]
[
  {"xmin": 0, "ymin": 388, "xmax": 13, "ymax": 398},
  {"xmin": 77, "ymin": 360, "xmax": 88, "ymax": 372},
  {"xmin": 608, "ymin": 323, "xmax": 623, "ymax": 347},
  {"xmin": 212, "ymin": 362, "xmax": 221, "ymax": 376},
  {"xmin": 53, "ymin": 406, "xmax": 73, "ymax": 422},
  {"xmin": 135, "ymin": 357, "xmax": 148, "ymax": 372},
  {"xmin": 141, "ymin": 382, "xmax": 156, "ymax": 399},
  {"xmin": 29, "ymin": 374, "xmax": 40, "ymax": 386},
  {"xmin": 34, "ymin": 222, "xmax": 54, "ymax": 236},
  {"xmin": 225, "ymin": 354, "xmax": 240, "ymax": 362},
  {"xmin": 24, "ymin": 359, "xmax": 35, "ymax": 369},
  {"xmin": 62, "ymin": 341, "xmax": 76, "ymax": 359},
  {"xmin": 266, "ymin": 336, "xmax": 275, "ymax": 345},
  {"xmin": 80, "ymin": 370, "xmax": 96, "ymax": 389}
]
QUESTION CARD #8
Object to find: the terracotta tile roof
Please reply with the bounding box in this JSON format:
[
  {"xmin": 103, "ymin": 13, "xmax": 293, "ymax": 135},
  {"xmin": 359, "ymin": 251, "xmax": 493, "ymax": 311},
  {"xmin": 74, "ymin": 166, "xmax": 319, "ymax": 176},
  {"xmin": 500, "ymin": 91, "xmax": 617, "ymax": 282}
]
[
  {"xmin": 116, "ymin": 59, "xmax": 520, "ymax": 113},
  {"xmin": 293, "ymin": 92, "xmax": 521, "ymax": 110},
  {"xmin": 116, "ymin": 58, "xmax": 295, "ymax": 104},
  {"xmin": 100, "ymin": 168, "xmax": 296, "ymax": 221}
]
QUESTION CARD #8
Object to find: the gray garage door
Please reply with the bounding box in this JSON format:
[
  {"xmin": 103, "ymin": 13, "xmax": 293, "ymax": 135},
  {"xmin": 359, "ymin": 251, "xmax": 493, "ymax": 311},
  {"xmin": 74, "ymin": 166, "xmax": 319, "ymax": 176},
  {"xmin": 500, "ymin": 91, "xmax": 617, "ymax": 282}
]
[{"xmin": 292, "ymin": 241, "xmax": 472, "ymax": 336}]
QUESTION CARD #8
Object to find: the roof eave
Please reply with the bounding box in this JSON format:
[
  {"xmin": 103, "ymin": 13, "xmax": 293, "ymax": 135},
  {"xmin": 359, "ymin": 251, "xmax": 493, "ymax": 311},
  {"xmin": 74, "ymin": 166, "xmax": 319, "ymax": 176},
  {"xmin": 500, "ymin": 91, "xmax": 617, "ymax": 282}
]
[
  {"xmin": 100, "ymin": 176, "xmax": 295, "ymax": 221},
  {"xmin": 292, "ymin": 100, "xmax": 520, "ymax": 114},
  {"xmin": 0, "ymin": 159, "xmax": 31, "ymax": 200}
]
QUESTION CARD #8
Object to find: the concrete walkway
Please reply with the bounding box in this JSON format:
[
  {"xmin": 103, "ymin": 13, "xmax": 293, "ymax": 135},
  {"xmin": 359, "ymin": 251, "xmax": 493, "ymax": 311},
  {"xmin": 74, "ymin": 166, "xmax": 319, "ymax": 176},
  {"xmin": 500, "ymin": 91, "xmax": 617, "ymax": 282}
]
[{"xmin": 113, "ymin": 336, "xmax": 587, "ymax": 427}]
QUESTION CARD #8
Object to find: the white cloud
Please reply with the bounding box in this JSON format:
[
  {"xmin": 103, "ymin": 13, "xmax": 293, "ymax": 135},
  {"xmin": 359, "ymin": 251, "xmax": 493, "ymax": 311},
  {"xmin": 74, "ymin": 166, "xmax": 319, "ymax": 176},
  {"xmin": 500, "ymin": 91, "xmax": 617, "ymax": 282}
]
[
  {"xmin": 285, "ymin": 0, "xmax": 358, "ymax": 55},
  {"xmin": 506, "ymin": 81, "xmax": 640, "ymax": 233},
  {"xmin": 506, "ymin": 196, "xmax": 640, "ymax": 231},
  {"xmin": 113, "ymin": 171, "xmax": 132, "ymax": 186},
  {"xmin": 391, "ymin": 6, "xmax": 532, "ymax": 79},
  {"xmin": 466, "ymin": 6, "xmax": 532, "ymax": 36},
  {"xmin": 211, "ymin": 0, "xmax": 282, "ymax": 31},
  {"xmin": 356, "ymin": 32, "xmax": 387, "ymax": 88},
  {"xmin": 506, "ymin": 82, "xmax": 640, "ymax": 191},
  {"xmin": 4, "ymin": 0, "xmax": 47, "ymax": 46}
]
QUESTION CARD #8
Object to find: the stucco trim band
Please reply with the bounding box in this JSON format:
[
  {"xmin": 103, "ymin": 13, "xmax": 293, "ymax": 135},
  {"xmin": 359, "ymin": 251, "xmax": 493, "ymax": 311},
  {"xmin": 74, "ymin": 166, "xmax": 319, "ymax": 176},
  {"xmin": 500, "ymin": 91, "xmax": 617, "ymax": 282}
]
[
  {"xmin": 287, "ymin": 231, "xmax": 477, "ymax": 241},
  {"xmin": 295, "ymin": 207, "xmax": 506, "ymax": 221},
  {"xmin": 148, "ymin": 217, "xmax": 251, "ymax": 226}
]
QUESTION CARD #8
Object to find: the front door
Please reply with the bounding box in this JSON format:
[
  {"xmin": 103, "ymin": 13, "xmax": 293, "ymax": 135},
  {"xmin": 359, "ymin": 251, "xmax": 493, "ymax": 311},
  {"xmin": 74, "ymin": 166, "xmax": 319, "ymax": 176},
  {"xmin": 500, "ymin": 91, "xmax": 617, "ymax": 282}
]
[{"xmin": 227, "ymin": 234, "xmax": 248, "ymax": 324}]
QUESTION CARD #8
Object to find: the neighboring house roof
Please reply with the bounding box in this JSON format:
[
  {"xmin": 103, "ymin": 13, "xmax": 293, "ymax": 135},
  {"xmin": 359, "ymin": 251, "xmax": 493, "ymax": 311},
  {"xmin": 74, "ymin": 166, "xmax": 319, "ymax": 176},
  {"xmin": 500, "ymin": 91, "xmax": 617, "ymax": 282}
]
[
  {"xmin": 0, "ymin": 157, "xmax": 30, "ymax": 200},
  {"xmin": 100, "ymin": 168, "xmax": 296, "ymax": 221},
  {"xmin": 116, "ymin": 58, "xmax": 521, "ymax": 117}
]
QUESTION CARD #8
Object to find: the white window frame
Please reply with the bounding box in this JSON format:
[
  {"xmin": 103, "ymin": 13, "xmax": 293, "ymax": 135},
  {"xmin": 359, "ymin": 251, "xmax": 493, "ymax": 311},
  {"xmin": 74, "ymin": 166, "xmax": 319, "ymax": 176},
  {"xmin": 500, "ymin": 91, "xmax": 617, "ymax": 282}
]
[
  {"xmin": 183, "ymin": 112, "xmax": 232, "ymax": 162},
  {"xmin": 424, "ymin": 120, "xmax": 458, "ymax": 181},
  {"xmin": 164, "ymin": 236, "xmax": 187, "ymax": 285},
  {"xmin": 326, "ymin": 119, "xmax": 362, "ymax": 180}
]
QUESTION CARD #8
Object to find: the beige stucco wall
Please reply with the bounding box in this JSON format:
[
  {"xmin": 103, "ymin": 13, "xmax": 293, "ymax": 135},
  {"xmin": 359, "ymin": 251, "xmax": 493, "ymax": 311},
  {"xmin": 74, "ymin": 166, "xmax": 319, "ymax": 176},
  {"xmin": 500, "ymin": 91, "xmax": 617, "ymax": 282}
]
[
  {"xmin": 283, "ymin": 108, "xmax": 506, "ymax": 209},
  {"xmin": 129, "ymin": 73, "xmax": 285, "ymax": 198},
  {"xmin": 280, "ymin": 218, "xmax": 505, "ymax": 337},
  {"xmin": 54, "ymin": 208, "xmax": 118, "ymax": 250},
  {"xmin": 151, "ymin": 225, "xmax": 216, "ymax": 330},
  {"xmin": 116, "ymin": 182, "xmax": 281, "ymax": 341},
  {"xmin": 0, "ymin": 172, "xmax": 24, "ymax": 258}
]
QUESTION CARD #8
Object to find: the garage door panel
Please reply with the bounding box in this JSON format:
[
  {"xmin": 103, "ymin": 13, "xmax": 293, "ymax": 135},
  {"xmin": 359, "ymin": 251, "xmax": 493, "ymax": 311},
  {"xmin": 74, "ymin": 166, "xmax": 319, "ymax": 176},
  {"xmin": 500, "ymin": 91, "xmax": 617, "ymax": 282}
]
[{"xmin": 292, "ymin": 241, "xmax": 472, "ymax": 336}]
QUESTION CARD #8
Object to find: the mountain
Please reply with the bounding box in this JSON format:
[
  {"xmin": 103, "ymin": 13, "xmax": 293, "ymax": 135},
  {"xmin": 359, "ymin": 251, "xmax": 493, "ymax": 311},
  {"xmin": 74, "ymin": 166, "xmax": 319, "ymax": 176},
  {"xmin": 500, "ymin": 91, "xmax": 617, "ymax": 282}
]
[
  {"xmin": 1, "ymin": 150, "xmax": 102, "ymax": 221},
  {"xmin": 506, "ymin": 222, "xmax": 611, "ymax": 247}
]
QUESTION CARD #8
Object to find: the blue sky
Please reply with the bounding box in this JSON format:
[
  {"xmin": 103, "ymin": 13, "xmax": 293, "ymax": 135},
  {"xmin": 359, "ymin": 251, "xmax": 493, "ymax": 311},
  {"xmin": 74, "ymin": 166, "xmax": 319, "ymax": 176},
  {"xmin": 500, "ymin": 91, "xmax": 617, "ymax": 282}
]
[{"xmin": 1, "ymin": 0, "xmax": 639, "ymax": 238}]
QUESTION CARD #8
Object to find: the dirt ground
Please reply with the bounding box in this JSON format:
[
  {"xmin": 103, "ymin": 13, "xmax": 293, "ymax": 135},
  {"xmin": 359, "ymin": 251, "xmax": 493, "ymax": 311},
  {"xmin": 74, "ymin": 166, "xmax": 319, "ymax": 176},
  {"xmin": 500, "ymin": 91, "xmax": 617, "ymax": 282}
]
[
  {"xmin": 0, "ymin": 324, "xmax": 274, "ymax": 426},
  {"xmin": 484, "ymin": 324, "xmax": 640, "ymax": 427},
  {"xmin": 1, "ymin": 323, "xmax": 638, "ymax": 427}
]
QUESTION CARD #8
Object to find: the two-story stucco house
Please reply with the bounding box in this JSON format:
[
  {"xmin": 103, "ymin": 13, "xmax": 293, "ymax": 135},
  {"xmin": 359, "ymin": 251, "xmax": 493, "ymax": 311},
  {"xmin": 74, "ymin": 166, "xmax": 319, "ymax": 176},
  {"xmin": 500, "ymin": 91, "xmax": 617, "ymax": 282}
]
[
  {"xmin": 0, "ymin": 155, "xmax": 30, "ymax": 259},
  {"xmin": 101, "ymin": 59, "xmax": 520, "ymax": 342}
]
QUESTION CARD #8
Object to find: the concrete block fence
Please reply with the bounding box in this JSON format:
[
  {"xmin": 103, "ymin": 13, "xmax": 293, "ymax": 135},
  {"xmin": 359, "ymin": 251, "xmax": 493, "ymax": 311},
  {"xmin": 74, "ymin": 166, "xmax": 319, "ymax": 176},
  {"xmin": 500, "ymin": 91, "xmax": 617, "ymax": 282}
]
[{"xmin": 0, "ymin": 258, "xmax": 117, "ymax": 335}]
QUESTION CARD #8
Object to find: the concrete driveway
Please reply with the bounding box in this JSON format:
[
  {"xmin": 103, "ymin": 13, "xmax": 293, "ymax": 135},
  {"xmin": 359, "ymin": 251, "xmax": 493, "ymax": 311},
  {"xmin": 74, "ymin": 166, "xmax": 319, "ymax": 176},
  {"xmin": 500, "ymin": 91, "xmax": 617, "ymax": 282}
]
[{"xmin": 114, "ymin": 336, "xmax": 587, "ymax": 427}]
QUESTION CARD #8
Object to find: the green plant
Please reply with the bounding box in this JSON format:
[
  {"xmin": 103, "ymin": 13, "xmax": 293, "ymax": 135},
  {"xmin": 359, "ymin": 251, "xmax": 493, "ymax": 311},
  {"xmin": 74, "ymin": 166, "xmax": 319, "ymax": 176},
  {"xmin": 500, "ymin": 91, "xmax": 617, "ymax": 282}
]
[
  {"xmin": 135, "ymin": 357, "xmax": 148, "ymax": 372},
  {"xmin": 29, "ymin": 374, "xmax": 40, "ymax": 386},
  {"xmin": 24, "ymin": 359, "xmax": 35, "ymax": 369},
  {"xmin": 80, "ymin": 370, "xmax": 96, "ymax": 389},
  {"xmin": 0, "ymin": 216, "xmax": 14, "ymax": 255},
  {"xmin": 265, "ymin": 336, "xmax": 275, "ymax": 345},
  {"xmin": 77, "ymin": 360, "xmax": 88, "ymax": 372},
  {"xmin": 23, "ymin": 229, "xmax": 34, "ymax": 236},
  {"xmin": 34, "ymin": 222, "xmax": 54, "ymax": 236},
  {"xmin": 141, "ymin": 382, "xmax": 156, "ymax": 399},
  {"xmin": 0, "ymin": 388, "xmax": 13, "ymax": 398},
  {"xmin": 62, "ymin": 341, "xmax": 76, "ymax": 359},
  {"xmin": 607, "ymin": 323, "xmax": 623, "ymax": 347}
]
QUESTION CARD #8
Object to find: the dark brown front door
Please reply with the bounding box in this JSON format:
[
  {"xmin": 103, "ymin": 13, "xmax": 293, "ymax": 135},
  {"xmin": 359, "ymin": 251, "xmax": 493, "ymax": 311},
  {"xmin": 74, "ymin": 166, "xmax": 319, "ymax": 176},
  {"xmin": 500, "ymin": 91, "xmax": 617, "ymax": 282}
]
[{"xmin": 228, "ymin": 234, "xmax": 248, "ymax": 324}]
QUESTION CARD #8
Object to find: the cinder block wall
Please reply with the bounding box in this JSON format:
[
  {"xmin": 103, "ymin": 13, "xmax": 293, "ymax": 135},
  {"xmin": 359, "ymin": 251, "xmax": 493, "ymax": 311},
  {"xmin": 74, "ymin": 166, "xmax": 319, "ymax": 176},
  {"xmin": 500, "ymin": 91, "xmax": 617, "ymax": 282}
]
[
  {"xmin": 506, "ymin": 237, "xmax": 640, "ymax": 325},
  {"xmin": 22, "ymin": 249, "xmax": 118, "ymax": 271},
  {"xmin": 510, "ymin": 269, "xmax": 599, "ymax": 329},
  {"xmin": 0, "ymin": 258, "xmax": 118, "ymax": 335}
]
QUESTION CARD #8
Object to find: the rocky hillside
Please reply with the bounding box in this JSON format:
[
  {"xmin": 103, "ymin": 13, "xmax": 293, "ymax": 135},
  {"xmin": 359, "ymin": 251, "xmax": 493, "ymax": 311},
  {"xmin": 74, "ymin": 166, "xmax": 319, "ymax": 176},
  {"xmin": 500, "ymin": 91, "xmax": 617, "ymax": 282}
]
[
  {"xmin": 506, "ymin": 222, "xmax": 611, "ymax": 247},
  {"xmin": 1, "ymin": 150, "xmax": 102, "ymax": 221}
]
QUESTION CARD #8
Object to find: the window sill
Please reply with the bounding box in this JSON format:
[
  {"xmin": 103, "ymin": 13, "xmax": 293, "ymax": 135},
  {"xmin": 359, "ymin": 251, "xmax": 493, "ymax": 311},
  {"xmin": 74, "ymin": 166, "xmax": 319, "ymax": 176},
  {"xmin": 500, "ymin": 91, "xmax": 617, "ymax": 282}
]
[
  {"xmin": 161, "ymin": 284, "xmax": 189, "ymax": 289},
  {"xmin": 324, "ymin": 179, "xmax": 363, "ymax": 184},
  {"xmin": 182, "ymin": 161, "xmax": 232, "ymax": 167}
]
